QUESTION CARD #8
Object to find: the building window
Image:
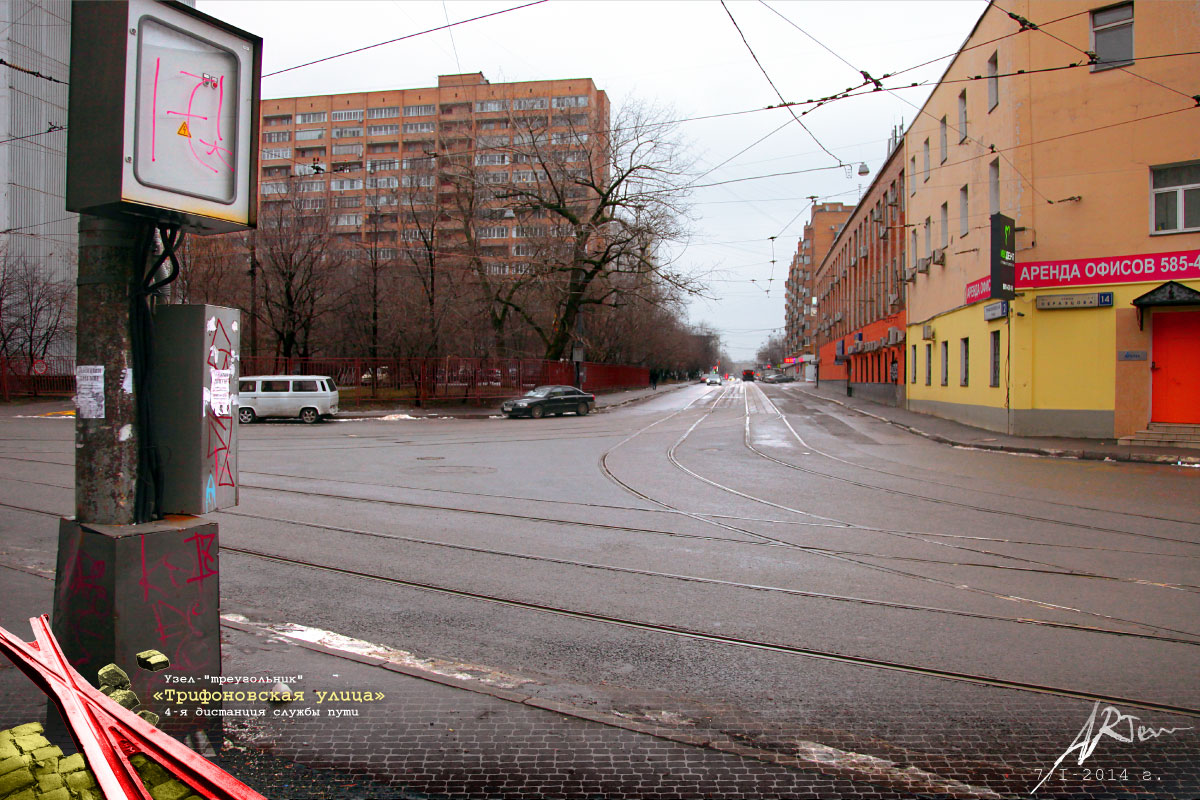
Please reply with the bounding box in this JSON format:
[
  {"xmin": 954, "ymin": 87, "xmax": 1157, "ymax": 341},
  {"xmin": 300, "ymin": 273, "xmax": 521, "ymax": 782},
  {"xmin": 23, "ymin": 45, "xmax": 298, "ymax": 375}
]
[
  {"xmin": 334, "ymin": 214, "xmax": 362, "ymax": 226},
  {"xmin": 367, "ymin": 106, "xmax": 400, "ymax": 119},
  {"xmin": 295, "ymin": 129, "xmax": 325, "ymax": 141},
  {"xmin": 475, "ymin": 153, "xmax": 509, "ymax": 166},
  {"xmin": 331, "ymin": 110, "xmax": 364, "ymax": 122},
  {"xmin": 990, "ymin": 330, "xmax": 1001, "ymax": 387},
  {"xmin": 987, "ymin": 52, "xmax": 999, "ymax": 110},
  {"xmin": 366, "ymin": 176, "xmax": 399, "ymax": 189},
  {"xmin": 987, "ymin": 159, "xmax": 1000, "ymax": 215},
  {"xmin": 402, "ymin": 122, "xmax": 435, "ymax": 134},
  {"xmin": 368, "ymin": 159, "xmax": 399, "ymax": 172},
  {"xmin": 261, "ymin": 148, "xmax": 290, "ymax": 161},
  {"xmin": 551, "ymin": 95, "xmax": 588, "ymax": 108},
  {"xmin": 402, "ymin": 175, "xmax": 435, "ymax": 188},
  {"xmin": 333, "ymin": 196, "xmax": 361, "ymax": 208},
  {"xmin": 909, "ymin": 157, "xmax": 917, "ymax": 193},
  {"xmin": 402, "ymin": 157, "xmax": 433, "ymax": 169},
  {"xmin": 404, "ymin": 104, "xmax": 436, "ymax": 117},
  {"xmin": 1151, "ymin": 162, "xmax": 1200, "ymax": 233},
  {"xmin": 369, "ymin": 142, "xmax": 400, "ymax": 154},
  {"xmin": 513, "ymin": 97, "xmax": 548, "ymax": 110},
  {"xmin": 959, "ymin": 185, "xmax": 969, "ymax": 237},
  {"xmin": 957, "ymin": 90, "xmax": 967, "ymax": 142},
  {"xmin": 298, "ymin": 197, "xmax": 325, "ymax": 210},
  {"xmin": 367, "ymin": 124, "xmax": 400, "ymax": 137},
  {"xmin": 297, "ymin": 112, "xmax": 327, "ymax": 124},
  {"xmin": 260, "ymin": 182, "xmax": 287, "ymax": 195},
  {"xmin": 923, "ymin": 138, "xmax": 930, "ymax": 182},
  {"xmin": 296, "ymin": 180, "xmax": 324, "ymax": 193},
  {"xmin": 332, "ymin": 143, "xmax": 362, "ymax": 156},
  {"xmin": 939, "ymin": 116, "xmax": 947, "ymax": 163},
  {"xmin": 924, "ymin": 216, "xmax": 931, "ymax": 256},
  {"xmin": 960, "ymin": 337, "xmax": 970, "ymax": 386},
  {"xmin": 911, "ymin": 344, "xmax": 917, "ymax": 384},
  {"xmin": 940, "ymin": 341, "xmax": 949, "ymax": 386},
  {"xmin": 263, "ymin": 114, "xmax": 292, "ymax": 126},
  {"xmin": 1091, "ymin": 3, "xmax": 1133, "ymax": 70},
  {"xmin": 474, "ymin": 99, "xmax": 509, "ymax": 113},
  {"xmin": 925, "ymin": 343, "xmax": 932, "ymax": 386},
  {"xmin": 332, "ymin": 127, "xmax": 362, "ymax": 139},
  {"xmin": 940, "ymin": 202, "xmax": 949, "ymax": 249},
  {"xmin": 263, "ymin": 131, "xmax": 290, "ymax": 143},
  {"xmin": 911, "ymin": 229, "xmax": 919, "ymax": 268}
]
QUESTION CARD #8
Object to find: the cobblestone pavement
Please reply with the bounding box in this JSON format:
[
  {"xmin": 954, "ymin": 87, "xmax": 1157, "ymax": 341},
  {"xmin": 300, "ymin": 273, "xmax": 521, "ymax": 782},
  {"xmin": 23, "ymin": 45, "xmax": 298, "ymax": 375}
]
[{"xmin": 3, "ymin": 573, "xmax": 1198, "ymax": 799}]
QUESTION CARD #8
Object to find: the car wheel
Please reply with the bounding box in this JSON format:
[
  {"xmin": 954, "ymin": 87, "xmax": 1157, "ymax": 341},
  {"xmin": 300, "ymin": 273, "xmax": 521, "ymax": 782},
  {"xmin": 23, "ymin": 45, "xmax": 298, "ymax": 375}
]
[
  {"xmin": 238, "ymin": 407, "xmax": 256, "ymax": 424},
  {"xmin": 530, "ymin": 405, "xmax": 545, "ymax": 419},
  {"xmin": 577, "ymin": 402, "xmax": 589, "ymax": 416},
  {"xmin": 299, "ymin": 407, "xmax": 319, "ymax": 424}
]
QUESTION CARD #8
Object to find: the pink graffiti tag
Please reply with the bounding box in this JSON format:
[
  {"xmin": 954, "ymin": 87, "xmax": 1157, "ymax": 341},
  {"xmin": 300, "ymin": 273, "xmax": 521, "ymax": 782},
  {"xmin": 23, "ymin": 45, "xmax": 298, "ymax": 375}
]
[
  {"xmin": 161, "ymin": 70, "xmax": 232, "ymax": 174},
  {"xmin": 206, "ymin": 317, "xmax": 236, "ymax": 490},
  {"xmin": 184, "ymin": 531, "xmax": 218, "ymax": 589},
  {"xmin": 138, "ymin": 534, "xmax": 188, "ymax": 603},
  {"xmin": 64, "ymin": 552, "xmax": 108, "ymax": 667}
]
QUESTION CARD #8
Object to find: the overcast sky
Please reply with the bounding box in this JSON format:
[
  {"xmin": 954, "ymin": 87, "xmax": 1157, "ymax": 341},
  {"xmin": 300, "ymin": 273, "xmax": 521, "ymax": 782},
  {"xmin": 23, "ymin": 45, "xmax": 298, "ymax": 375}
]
[{"xmin": 198, "ymin": 0, "xmax": 989, "ymax": 361}]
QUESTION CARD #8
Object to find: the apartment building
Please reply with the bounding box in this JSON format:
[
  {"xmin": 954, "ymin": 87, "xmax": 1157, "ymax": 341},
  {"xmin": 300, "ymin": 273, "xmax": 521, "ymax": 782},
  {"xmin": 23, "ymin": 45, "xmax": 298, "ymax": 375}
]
[
  {"xmin": 812, "ymin": 136, "xmax": 908, "ymax": 406},
  {"xmin": 904, "ymin": 1, "xmax": 1199, "ymax": 438},
  {"xmin": 256, "ymin": 73, "xmax": 609, "ymax": 275},
  {"xmin": 783, "ymin": 202, "xmax": 853, "ymax": 378}
]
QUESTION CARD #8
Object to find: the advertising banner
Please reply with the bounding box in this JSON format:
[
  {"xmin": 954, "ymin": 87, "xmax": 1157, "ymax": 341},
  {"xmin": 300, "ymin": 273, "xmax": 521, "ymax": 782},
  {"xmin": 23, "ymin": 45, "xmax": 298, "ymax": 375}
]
[{"xmin": 1017, "ymin": 248, "xmax": 1200, "ymax": 289}]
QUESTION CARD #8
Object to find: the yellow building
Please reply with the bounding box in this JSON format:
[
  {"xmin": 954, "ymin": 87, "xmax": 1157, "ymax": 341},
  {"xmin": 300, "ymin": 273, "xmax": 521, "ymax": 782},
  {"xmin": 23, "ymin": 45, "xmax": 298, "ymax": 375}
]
[{"xmin": 904, "ymin": 0, "xmax": 1200, "ymax": 440}]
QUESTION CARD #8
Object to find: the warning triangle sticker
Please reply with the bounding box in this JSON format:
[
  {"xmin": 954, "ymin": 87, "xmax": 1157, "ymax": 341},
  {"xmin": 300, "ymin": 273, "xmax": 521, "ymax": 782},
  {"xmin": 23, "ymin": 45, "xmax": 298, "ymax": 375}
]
[{"xmin": 177, "ymin": 121, "xmax": 192, "ymax": 138}]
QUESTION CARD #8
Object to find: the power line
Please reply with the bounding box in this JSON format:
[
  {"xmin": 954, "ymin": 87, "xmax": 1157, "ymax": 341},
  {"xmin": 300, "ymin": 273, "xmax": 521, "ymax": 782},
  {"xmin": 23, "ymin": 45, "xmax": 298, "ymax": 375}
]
[
  {"xmin": 0, "ymin": 124, "xmax": 64, "ymax": 147},
  {"xmin": 719, "ymin": 0, "xmax": 842, "ymax": 166},
  {"xmin": 0, "ymin": 57, "xmax": 66, "ymax": 85},
  {"xmin": 264, "ymin": 0, "xmax": 549, "ymax": 78}
]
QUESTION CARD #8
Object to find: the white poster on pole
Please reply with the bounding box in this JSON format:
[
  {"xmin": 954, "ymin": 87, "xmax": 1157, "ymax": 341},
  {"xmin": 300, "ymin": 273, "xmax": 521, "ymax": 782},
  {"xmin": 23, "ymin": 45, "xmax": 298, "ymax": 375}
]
[{"xmin": 75, "ymin": 366, "xmax": 105, "ymax": 419}]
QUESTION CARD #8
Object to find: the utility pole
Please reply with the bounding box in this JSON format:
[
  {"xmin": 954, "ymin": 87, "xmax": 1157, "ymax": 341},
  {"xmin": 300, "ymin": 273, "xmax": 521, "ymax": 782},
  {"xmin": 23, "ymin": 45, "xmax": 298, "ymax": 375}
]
[
  {"xmin": 248, "ymin": 231, "xmax": 258, "ymax": 359},
  {"xmin": 74, "ymin": 215, "xmax": 142, "ymax": 524}
]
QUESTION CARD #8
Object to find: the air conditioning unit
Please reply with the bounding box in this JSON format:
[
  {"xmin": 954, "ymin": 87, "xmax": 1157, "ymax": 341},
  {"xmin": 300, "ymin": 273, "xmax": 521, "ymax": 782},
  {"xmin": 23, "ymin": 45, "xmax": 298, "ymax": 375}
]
[
  {"xmin": 888, "ymin": 293, "xmax": 900, "ymax": 307},
  {"xmin": 922, "ymin": 324, "xmax": 935, "ymax": 340},
  {"xmin": 887, "ymin": 326, "xmax": 904, "ymax": 345},
  {"xmin": 916, "ymin": 256, "xmax": 931, "ymax": 273},
  {"xmin": 833, "ymin": 311, "xmax": 843, "ymax": 322},
  {"xmin": 879, "ymin": 227, "xmax": 889, "ymax": 240},
  {"xmin": 859, "ymin": 245, "xmax": 869, "ymax": 259},
  {"xmin": 931, "ymin": 248, "xmax": 946, "ymax": 266},
  {"xmin": 870, "ymin": 207, "xmax": 882, "ymax": 222},
  {"xmin": 904, "ymin": 268, "xmax": 916, "ymax": 283}
]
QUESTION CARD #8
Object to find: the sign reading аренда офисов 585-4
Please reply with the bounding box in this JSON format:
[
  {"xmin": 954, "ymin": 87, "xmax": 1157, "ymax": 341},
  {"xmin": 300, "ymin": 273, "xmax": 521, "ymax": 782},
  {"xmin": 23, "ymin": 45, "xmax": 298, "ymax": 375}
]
[{"xmin": 1017, "ymin": 248, "xmax": 1200, "ymax": 289}]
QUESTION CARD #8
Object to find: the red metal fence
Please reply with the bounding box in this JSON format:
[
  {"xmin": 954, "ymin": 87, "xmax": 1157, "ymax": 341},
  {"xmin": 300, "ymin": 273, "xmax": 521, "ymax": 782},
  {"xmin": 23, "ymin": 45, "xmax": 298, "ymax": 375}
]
[
  {"xmin": 0, "ymin": 355, "xmax": 648, "ymax": 404},
  {"xmin": 0, "ymin": 357, "xmax": 77, "ymax": 401}
]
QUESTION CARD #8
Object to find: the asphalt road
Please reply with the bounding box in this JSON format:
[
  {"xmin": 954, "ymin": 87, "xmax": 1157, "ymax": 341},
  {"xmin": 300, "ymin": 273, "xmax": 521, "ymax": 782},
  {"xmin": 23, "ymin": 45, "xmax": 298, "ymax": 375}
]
[{"xmin": 1, "ymin": 382, "xmax": 1197, "ymax": 798}]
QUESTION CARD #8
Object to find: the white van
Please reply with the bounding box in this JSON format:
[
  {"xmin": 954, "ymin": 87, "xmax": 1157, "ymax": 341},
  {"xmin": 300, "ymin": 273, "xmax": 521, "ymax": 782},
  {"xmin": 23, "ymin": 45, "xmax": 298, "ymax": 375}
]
[{"xmin": 238, "ymin": 375, "xmax": 339, "ymax": 424}]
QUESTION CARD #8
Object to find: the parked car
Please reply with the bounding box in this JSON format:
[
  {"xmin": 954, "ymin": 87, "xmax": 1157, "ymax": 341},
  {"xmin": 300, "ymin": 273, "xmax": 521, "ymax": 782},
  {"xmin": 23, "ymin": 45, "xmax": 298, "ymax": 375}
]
[
  {"xmin": 501, "ymin": 385, "xmax": 595, "ymax": 418},
  {"xmin": 706, "ymin": 374, "xmax": 722, "ymax": 385},
  {"xmin": 238, "ymin": 375, "xmax": 339, "ymax": 424}
]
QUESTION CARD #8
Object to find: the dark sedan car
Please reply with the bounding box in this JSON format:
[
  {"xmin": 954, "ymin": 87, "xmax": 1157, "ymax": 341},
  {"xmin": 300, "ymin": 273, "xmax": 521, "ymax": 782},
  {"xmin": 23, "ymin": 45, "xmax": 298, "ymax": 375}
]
[{"xmin": 501, "ymin": 385, "xmax": 595, "ymax": 418}]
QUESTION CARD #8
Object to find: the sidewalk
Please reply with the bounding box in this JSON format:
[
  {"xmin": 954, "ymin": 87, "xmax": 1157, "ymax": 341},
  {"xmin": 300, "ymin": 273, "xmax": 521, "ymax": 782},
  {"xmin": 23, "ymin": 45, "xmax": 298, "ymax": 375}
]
[{"xmin": 791, "ymin": 382, "xmax": 1200, "ymax": 467}]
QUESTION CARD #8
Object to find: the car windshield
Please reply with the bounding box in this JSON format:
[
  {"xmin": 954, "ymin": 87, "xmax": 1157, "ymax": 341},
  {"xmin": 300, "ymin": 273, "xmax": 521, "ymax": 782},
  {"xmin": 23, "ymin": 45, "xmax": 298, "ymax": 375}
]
[{"xmin": 526, "ymin": 386, "xmax": 554, "ymax": 397}]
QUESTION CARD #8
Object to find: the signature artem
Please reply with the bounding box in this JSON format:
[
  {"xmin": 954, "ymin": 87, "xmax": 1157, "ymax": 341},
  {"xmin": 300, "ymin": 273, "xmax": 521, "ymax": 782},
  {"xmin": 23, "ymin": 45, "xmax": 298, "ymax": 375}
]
[{"xmin": 1031, "ymin": 702, "xmax": 1193, "ymax": 793}]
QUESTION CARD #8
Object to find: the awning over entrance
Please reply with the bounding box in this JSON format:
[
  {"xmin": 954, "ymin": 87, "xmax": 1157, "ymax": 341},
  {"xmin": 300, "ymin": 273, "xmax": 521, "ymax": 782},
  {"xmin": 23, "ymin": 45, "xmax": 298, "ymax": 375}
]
[{"xmin": 1131, "ymin": 281, "xmax": 1200, "ymax": 328}]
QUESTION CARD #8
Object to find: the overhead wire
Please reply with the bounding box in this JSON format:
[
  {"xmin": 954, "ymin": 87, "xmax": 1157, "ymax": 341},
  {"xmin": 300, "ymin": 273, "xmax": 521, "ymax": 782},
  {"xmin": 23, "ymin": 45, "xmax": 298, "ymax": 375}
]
[
  {"xmin": 719, "ymin": 0, "xmax": 842, "ymax": 165},
  {"xmin": 264, "ymin": 0, "xmax": 549, "ymax": 78}
]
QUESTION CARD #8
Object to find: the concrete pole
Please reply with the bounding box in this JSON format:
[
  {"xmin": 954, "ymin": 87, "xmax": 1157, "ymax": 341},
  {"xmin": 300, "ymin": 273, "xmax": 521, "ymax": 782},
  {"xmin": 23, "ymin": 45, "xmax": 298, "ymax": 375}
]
[{"xmin": 74, "ymin": 214, "xmax": 143, "ymax": 525}]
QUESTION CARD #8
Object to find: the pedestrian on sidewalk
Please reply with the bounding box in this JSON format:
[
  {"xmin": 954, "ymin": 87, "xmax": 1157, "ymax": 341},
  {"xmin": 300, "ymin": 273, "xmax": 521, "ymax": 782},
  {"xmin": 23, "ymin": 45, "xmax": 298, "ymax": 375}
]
[{"xmin": 650, "ymin": 370, "xmax": 658, "ymax": 390}]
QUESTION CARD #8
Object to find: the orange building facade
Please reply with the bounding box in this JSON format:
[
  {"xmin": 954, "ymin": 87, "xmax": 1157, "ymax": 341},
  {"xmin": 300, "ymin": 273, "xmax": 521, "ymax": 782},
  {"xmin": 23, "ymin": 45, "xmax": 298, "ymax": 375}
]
[
  {"xmin": 813, "ymin": 137, "xmax": 908, "ymax": 405},
  {"xmin": 784, "ymin": 202, "xmax": 853, "ymax": 377},
  {"xmin": 903, "ymin": 1, "xmax": 1200, "ymax": 438},
  {"xmin": 256, "ymin": 73, "xmax": 609, "ymax": 273}
]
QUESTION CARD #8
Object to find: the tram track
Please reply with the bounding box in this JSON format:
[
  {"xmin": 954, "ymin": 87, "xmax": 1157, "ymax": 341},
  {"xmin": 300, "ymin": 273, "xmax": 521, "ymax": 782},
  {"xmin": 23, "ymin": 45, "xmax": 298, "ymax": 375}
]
[
  {"xmin": 212, "ymin": 543, "xmax": 1200, "ymax": 721},
  {"xmin": 598, "ymin": 384, "xmax": 1200, "ymax": 638}
]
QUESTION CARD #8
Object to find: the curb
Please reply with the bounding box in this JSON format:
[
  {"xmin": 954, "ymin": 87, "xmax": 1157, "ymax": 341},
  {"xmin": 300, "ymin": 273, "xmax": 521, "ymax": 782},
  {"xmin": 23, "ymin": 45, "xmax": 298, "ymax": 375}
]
[{"xmin": 792, "ymin": 388, "xmax": 1200, "ymax": 467}]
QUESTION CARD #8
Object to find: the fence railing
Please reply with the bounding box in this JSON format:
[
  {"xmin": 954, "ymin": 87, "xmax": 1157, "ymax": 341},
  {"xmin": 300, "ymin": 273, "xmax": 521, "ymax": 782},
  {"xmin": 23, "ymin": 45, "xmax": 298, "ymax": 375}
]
[
  {"xmin": 0, "ymin": 355, "xmax": 649, "ymax": 405},
  {"xmin": 1, "ymin": 357, "xmax": 77, "ymax": 401}
]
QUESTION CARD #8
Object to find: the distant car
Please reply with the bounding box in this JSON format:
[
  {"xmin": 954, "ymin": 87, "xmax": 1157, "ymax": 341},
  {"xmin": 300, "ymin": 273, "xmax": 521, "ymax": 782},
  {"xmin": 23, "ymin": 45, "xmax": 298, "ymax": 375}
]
[
  {"xmin": 706, "ymin": 374, "xmax": 722, "ymax": 385},
  {"xmin": 742, "ymin": 369, "xmax": 756, "ymax": 382},
  {"xmin": 501, "ymin": 385, "xmax": 595, "ymax": 418},
  {"xmin": 238, "ymin": 375, "xmax": 339, "ymax": 424}
]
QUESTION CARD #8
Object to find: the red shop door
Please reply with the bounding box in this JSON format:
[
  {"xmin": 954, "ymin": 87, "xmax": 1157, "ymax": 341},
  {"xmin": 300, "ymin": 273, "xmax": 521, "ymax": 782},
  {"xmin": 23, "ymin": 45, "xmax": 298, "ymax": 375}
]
[{"xmin": 1151, "ymin": 310, "xmax": 1200, "ymax": 423}]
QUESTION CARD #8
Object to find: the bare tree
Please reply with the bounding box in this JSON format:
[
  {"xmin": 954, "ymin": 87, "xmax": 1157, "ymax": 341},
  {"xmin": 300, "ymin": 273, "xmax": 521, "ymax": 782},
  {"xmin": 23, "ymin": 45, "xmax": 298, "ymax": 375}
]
[
  {"xmin": 756, "ymin": 332, "xmax": 787, "ymax": 367},
  {"xmin": 488, "ymin": 100, "xmax": 698, "ymax": 361},
  {"xmin": 255, "ymin": 181, "xmax": 348, "ymax": 359},
  {"xmin": 0, "ymin": 253, "xmax": 75, "ymax": 364}
]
